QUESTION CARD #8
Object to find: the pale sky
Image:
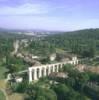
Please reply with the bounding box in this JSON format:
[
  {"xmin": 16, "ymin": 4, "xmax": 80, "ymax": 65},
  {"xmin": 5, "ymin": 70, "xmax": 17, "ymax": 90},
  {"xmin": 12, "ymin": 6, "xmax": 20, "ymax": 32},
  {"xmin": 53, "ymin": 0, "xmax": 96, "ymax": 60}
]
[{"xmin": 0, "ymin": 0, "xmax": 99, "ymax": 31}]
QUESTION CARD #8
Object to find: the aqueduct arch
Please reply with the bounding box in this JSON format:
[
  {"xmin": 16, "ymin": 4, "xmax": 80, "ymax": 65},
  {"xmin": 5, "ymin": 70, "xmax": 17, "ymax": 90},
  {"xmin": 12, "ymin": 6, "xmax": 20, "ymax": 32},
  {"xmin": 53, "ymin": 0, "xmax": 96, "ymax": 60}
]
[{"xmin": 28, "ymin": 57, "xmax": 78, "ymax": 82}]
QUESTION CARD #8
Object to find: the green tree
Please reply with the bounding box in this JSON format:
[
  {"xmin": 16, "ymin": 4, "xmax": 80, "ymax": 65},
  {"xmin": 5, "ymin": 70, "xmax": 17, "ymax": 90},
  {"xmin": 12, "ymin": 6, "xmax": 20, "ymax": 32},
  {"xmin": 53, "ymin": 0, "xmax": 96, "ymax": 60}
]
[{"xmin": 26, "ymin": 85, "xmax": 57, "ymax": 100}]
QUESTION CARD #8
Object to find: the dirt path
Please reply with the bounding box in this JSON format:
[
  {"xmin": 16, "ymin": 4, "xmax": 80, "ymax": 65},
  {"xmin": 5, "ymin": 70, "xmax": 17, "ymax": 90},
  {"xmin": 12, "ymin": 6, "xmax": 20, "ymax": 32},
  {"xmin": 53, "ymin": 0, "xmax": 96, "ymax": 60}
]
[
  {"xmin": 0, "ymin": 80, "xmax": 8, "ymax": 100},
  {"xmin": 0, "ymin": 80, "xmax": 24, "ymax": 100},
  {"xmin": 0, "ymin": 89, "xmax": 8, "ymax": 100}
]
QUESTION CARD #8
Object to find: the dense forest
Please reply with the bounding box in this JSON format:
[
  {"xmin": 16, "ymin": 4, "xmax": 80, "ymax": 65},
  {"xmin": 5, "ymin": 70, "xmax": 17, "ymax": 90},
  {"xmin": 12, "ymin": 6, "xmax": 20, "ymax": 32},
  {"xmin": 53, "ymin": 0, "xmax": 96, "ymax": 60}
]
[
  {"xmin": 22, "ymin": 29, "xmax": 99, "ymax": 58},
  {"xmin": 0, "ymin": 28, "xmax": 99, "ymax": 72},
  {"xmin": 45, "ymin": 29, "xmax": 99, "ymax": 58}
]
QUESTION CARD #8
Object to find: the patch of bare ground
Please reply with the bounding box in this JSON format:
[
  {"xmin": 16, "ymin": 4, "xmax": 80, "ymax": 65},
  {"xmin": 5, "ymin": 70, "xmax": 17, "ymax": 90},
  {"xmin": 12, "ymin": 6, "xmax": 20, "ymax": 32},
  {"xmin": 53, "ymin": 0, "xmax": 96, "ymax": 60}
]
[
  {"xmin": 8, "ymin": 93, "xmax": 24, "ymax": 100},
  {"xmin": 88, "ymin": 67, "xmax": 99, "ymax": 74},
  {"xmin": 0, "ymin": 80, "xmax": 25, "ymax": 100}
]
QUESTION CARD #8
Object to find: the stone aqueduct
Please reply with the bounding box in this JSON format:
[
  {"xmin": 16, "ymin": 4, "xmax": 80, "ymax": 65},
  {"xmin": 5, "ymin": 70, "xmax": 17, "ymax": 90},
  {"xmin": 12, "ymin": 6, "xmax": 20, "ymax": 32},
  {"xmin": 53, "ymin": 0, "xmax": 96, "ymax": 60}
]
[{"xmin": 28, "ymin": 57, "xmax": 78, "ymax": 82}]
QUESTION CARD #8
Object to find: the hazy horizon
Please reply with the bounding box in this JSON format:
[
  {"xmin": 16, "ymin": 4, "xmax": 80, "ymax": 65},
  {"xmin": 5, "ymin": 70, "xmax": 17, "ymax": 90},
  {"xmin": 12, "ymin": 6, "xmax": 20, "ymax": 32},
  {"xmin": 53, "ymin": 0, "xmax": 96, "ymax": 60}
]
[{"xmin": 0, "ymin": 0, "xmax": 99, "ymax": 31}]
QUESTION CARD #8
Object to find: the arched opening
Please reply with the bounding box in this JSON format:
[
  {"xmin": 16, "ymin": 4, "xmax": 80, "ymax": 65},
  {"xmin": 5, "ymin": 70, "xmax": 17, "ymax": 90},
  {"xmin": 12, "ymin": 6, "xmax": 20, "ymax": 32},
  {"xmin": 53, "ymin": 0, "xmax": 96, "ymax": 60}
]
[
  {"xmin": 55, "ymin": 65, "xmax": 57, "ymax": 72},
  {"xmin": 37, "ymin": 68, "xmax": 40, "ymax": 78},
  {"xmin": 51, "ymin": 66, "xmax": 53, "ymax": 73},
  {"xmin": 42, "ymin": 68, "xmax": 44, "ymax": 77},
  {"xmin": 46, "ymin": 67, "xmax": 49, "ymax": 76},
  {"xmin": 59, "ymin": 64, "xmax": 61, "ymax": 72},
  {"xmin": 62, "ymin": 64, "xmax": 64, "ymax": 67},
  {"xmin": 32, "ymin": 69, "xmax": 34, "ymax": 80}
]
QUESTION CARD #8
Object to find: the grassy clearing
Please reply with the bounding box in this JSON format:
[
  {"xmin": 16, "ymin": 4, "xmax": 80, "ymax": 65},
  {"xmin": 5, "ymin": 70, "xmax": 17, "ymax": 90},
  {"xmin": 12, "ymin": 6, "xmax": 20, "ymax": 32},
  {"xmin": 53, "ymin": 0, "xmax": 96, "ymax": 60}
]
[{"xmin": 56, "ymin": 48, "xmax": 66, "ymax": 53}]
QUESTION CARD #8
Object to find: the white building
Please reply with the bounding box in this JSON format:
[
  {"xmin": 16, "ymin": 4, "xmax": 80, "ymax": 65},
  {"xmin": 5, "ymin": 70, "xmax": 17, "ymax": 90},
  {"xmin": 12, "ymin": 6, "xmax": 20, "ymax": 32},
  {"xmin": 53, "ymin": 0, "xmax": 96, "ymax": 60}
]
[{"xmin": 49, "ymin": 53, "xmax": 56, "ymax": 61}]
